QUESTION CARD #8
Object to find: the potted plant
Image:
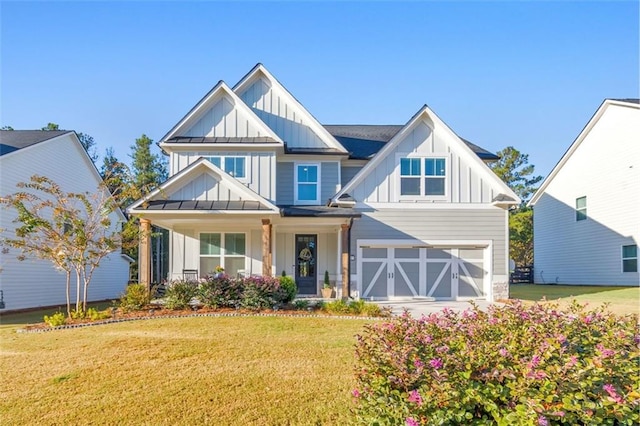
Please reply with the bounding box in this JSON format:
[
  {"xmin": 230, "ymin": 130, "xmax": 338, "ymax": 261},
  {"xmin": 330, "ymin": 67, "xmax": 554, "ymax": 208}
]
[{"xmin": 321, "ymin": 270, "xmax": 333, "ymax": 298}]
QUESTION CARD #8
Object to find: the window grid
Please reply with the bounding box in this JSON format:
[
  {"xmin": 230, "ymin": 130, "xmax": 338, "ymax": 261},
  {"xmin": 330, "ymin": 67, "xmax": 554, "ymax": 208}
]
[
  {"xmin": 199, "ymin": 232, "xmax": 246, "ymax": 276},
  {"xmin": 205, "ymin": 156, "xmax": 246, "ymax": 178},
  {"xmin": 400, "ymin": 157, "xmax": 446, "ymax": 197},
  {"xmin": 296, "ymin": 164, "xmax": 319, "ymax": 204},
  {"xmin": 576, "ymin": 196, "xmax": 587, "ymax": 221},
  {"xmin": 622, "ymin": 244, "xmax": 638, "ymax": 273}
]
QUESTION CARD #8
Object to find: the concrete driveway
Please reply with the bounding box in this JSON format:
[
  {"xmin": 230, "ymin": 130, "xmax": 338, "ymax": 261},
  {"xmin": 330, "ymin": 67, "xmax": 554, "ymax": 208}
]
[{"xmin": 375, "ymin": 299, "xmax": 499, "ymax": 317}]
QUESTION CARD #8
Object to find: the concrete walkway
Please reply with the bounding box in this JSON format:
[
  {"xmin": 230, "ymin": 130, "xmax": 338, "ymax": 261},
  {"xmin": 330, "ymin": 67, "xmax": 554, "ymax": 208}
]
[{"xmin": 375, "ymin": 299, "xmax": 499, "ymax": 317}]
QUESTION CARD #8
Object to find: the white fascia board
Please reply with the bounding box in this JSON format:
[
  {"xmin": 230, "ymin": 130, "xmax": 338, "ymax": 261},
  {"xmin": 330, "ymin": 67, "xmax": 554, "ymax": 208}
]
[
  {"xmin": 356, "ymin": 202, "xmax": 504, "ymax": 210},
  {"xmin": 232, "ymin": 64, "xmax": 348, "ymax": 154},
  {"xmin": 159, "ymin": 80, "xmax": 283, "ymax": 145},
  {"xmin": 128, "ymin": 209, "xmax": 280, "ymax": 216},
  {"xmin": 356, "ymin": 239, "xmax": 492, "ymax": 248},
  {"xmin": 126, "ymin": 158, "xmax": 279, "ymax": 213},
  {"xmin": 529, "ymin": 99, "xmax": 639, "ymax": 206}
]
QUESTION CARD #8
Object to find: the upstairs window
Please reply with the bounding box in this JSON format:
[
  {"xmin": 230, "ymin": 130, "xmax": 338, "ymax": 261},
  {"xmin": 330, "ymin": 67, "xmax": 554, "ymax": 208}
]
[
  {"xmin": 400, "ymin": 157, "xmax": 447, "ymax": 197},
  {"xmin": 295, "ymin": 163, "xmax": 319, "ymax": 205},
  {"xmin": 576, "ymin": 196, "xmax": 587, "ymax": 221},
  {"xmin": 205, "ymin": 156, "xmax": 246, "ymax": 179},
  {"xmin": 622, "ymin": 245, "xmax": 637, "ymax": 273}
]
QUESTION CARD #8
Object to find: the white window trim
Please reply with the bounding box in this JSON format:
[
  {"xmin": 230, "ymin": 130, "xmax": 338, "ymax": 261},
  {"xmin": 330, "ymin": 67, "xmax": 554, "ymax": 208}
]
[
  {"xmin": 575, "ymin": 196, "xmax": 587, "ymax": 221},
  {"xmin": 396, "ymin": 154, "xmax": 449, "ymax": 201},
  {"xmin": 294, "ymin": 162, "xmax": 321, "ymax": 205},
  {"xmin": 199, "ymin": 232, "xmax": 247, "ymax": 276},
  {"xmin": 621, "ymin": 244, "xmax": 638, "ymax": 273},
  {"xmin": 204, "ymin": 155, "xmax": 249, "ymax": 182}
]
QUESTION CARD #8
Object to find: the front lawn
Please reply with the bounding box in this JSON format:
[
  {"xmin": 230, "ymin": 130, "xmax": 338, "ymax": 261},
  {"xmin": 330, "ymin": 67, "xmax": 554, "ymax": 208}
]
[
  {"xmin": 510, "ymin": 284, "xmax": 639, "ymax": 316},
  {"xmin": 0, "ymin": 316, "xmax": 370, "ymax": 425}
]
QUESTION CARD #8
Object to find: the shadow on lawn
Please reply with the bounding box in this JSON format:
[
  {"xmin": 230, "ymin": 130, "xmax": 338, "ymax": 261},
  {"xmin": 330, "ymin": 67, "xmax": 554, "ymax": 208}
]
[{"xmin": 510, "ymin": 284, "xmax": 635, "ymax": 301}]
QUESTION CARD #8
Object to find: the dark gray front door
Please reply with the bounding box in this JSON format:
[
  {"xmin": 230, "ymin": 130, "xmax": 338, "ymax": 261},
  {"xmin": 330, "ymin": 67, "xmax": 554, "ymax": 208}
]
[{"xmin": 295, "ymin": 234, "xmax": 317, "ymax": 295}]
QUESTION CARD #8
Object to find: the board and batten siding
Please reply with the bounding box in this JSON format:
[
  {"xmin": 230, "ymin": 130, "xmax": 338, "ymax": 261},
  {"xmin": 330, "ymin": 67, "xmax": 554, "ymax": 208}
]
[
  {"xmin": 183, "ymin": 93, "xmax": 269, "ymax": 139},
  {"xmin": 0, "ymin": 134, "xmax": 129, "ymax": 311},
  {"xmin": 170, "ymin": 151, "xmax": 276, "ymax": 202},
  {"xmin": 533, "ymin": 103, "xmax": 640, "ymax": 286},
  {"xmin": 237, "ymin": 77, "xmax": 329, "ymax": 150},
  {"xmin": 350, "ymin": 208, "xmax": 507, "ymax": 276},
  {"xmin": 276, "ymin": 161, "xmax": 340, "ymax": 205},
  {"xmin": 168, "ymin": 172, "xmax": 242, "ymax": 202},
  {"xmin": 350, "ymin": 121, "xmax": 499, "ymax": 204}
]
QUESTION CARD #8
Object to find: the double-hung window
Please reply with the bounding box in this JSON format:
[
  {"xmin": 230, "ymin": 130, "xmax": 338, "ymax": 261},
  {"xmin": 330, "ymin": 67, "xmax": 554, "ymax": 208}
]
[
  {"xmin": 200, "ymin": 232, "xmax": 246, "ymax": 277},
  {"xmin": 400, "ymin": 157, "xmax": 447, "ymax": 197},
  {"xmin": 205, "ymin": 156, "xmax": 246, "ymax": 179},
  {"xmin": 622, "ymin": 245, "xmax": 638, "ymax": 273},
  {"xmin": 576, "ymin": 196, "xmax": 587, "ymax": 221},
  {"xmin": 295, "ymin": 163, "xmax": 319, "ymax": 205}
]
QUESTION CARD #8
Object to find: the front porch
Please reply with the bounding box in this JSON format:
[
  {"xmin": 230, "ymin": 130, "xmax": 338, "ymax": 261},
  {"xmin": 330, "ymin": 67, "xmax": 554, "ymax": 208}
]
[{"xmin": 136, "ymin": 211, "xmax": 358, "ymax": 299}]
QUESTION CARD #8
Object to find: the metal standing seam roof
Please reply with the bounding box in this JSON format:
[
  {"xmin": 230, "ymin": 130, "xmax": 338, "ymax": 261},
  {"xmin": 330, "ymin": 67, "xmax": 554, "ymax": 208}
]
[
  {"xmin": 323, "ymin": 125, "xmax": 499, "ymax": 160},
  {"xmin": 164, "ymin": 136, "xmax": 279, "ymax": 144},
  {"xmin": 141, "ymin": 200, "xmax": 273, "ymax": 211},
  {"xmin": 0, "ymin": 130, "xmax": 71, "ymax": 156}
]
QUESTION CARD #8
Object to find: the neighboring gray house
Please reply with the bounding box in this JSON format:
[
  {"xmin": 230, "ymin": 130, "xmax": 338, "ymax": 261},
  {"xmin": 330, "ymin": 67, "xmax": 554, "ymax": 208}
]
[
  {"xmin": 128, "ymin": 64, "xmax": 520, "ymax": 301},
  {"xmin": 529, "ymin": 99, "xmax": 639, "ymax": 286},
  {"xmin": 0, "ymin": 130, "xmax": 131, "ymax": 311}
]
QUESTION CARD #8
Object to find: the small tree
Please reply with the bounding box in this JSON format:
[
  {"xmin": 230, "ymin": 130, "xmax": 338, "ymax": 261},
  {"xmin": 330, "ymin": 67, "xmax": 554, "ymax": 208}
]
[{"xmin": 0, "ymin": 175, "xmax": 122, "ymax": 314}]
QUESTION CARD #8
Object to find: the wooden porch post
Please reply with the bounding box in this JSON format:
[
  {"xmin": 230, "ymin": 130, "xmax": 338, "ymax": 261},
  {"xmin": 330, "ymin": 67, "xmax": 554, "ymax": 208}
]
[
  {"xmin": 261, "ymin": 219, "xmax": 272, "ymax": 277},
  {"xmin": 341, "ymin": 222, "xmax": 350, "ymax": 301},
  {"xmin": 138, "ymin": 218, "xmax": 151, "ymax": 290}
]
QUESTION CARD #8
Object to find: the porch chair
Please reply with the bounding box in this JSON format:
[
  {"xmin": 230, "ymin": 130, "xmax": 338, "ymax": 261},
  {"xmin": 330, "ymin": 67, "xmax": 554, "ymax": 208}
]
[{"xmin": 183, "ymin": 269, "xmax": 199, "ymax": 281}]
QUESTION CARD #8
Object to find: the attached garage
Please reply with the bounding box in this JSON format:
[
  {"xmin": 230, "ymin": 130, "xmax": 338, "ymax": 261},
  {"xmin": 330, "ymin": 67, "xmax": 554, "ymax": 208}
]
[{"xmin": 357, "ymin": 240, "xmax": 491, "ymax": 300}]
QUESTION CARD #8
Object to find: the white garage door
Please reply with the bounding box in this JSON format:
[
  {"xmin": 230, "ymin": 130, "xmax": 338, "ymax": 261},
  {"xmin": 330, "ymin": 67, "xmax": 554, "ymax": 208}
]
[{"xmin": 359, "ymin": 243, "xmax": 488, "ymax": 300}]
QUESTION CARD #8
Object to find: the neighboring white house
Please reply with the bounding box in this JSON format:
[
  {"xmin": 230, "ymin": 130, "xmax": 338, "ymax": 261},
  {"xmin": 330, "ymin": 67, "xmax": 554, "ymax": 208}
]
[
  {"xmin": 0, "ymin": 130, "xmax": 131, "ymax": 311},
  {"xmin": 528, "ymin": 99, "xmax": 639, "ymax": 286},
  {"xmin": 128, "ymin": 64, "xmax": 520, "ymax": 302}
]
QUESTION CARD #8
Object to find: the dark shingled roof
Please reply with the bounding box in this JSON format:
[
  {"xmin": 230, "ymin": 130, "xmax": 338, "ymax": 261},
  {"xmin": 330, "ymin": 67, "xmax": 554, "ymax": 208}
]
[
  {"xmin": 142, "ymin": 200, "xmax": 272, "ymax": 211},
  {"xmin": 284, "ymin": 145, "xmax": 347, "ymax": 156},
  {"xmin": 280, "ymin": 205, "xmax": 361, "ymax": 218},
  {"xmin": 0, "ymin": 130, "xmax": 70, "ymax": 156},
  {"xmin": 323, "ymin": 125, "xmax": 499, "ymax": 161},
  {"xmin": 165, "ymin": 136, "xmax": 279, "ymax": 144},
  {"xmin": 612, "ymin": 98, "xmax": 639, "ymax": 104}
]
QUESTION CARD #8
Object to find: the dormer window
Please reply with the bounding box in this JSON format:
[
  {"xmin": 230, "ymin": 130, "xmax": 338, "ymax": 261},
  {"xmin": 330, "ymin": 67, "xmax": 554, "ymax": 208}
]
[
  {"xmin": 400, "ymin": 157, "xmax": 447, "ymax": 197},
  {"xmin": 205, "ymin": 156, "xmax": 246, "ymax": 179},
  {"xmin": 295, "ymin": 163, "xmax": 320, "ymax": 205}
]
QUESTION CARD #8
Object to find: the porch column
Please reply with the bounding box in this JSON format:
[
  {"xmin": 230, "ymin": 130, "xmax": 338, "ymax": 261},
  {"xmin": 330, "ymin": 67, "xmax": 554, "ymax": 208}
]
[
  {"xmin": 261, "ymin": 219, "xmax": 272, "ymax": 277},
  {"xmin": 138, "ymin": 218, "xmax": 151, "ymax": 290},
  {"xmin": 341, "ymin": 222, "xmax": 350, "ymax": 301}
]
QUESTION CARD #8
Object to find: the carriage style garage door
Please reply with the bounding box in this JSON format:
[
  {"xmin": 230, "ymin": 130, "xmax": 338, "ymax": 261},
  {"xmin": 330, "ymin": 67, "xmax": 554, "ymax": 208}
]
[{"xmin": 358, "ymin": 241, "xmax": 489, "ymax": 300}]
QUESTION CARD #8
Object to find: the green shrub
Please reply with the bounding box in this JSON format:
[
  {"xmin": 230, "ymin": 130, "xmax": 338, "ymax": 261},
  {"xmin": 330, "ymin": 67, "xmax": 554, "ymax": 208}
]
[
  {"xmin": 70, "ymin": 308, "xmax": 85, "ymax": 320},
  {"xmin": 164, "ymin": 279, "xmax": 197, "ymax": 310},
  {"xmin": 293, "ymin": 299, "xmax": 310, "ymax": 310},
  {"xmin": 240, "ymin": 276, "xmax": 286, "ymax": 310},
  {"xmin": 353, "ymin": 301, "xmax": 640, "ymax": 425},
  {"xmin": 322, "ymin": 299, "xmax": 350, "ymax": 314},
  {"xmin": 86, "ymin": 307, "xmax": 110, "ymax": 321},
  {"xmin": 43, "ymin": 311, "xmax": 66, "ymax": 327},
  {"xmin": 278, "ymin": 275, "xmax": 297, "ymax": 303},
  {"xmin": 119, "ymin": 283, "xmax": 151, "ymax": 311},
  {"xmin": 198, "ymin": 276, "xmax": 243, "ymax": 309}
]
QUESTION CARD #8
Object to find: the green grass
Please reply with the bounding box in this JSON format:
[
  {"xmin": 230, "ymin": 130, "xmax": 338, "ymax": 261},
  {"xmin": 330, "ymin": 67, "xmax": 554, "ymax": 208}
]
[
  {"xmin": 510, "ymin": 284, "xmax": 639, "ymax": 316},
  {"xmin": 0, "ymin": 315, "xmax": 370, "ymax": 425}
]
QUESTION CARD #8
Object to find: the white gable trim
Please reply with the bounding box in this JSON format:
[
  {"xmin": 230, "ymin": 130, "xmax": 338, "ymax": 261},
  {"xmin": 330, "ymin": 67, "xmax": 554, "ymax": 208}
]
[
  {"xmin": 529, "ymin": 99, "xmax": 640, "ymax": 206},
  {"xmin": 333, "ymin": 105, "xmax": 519, "ymax": 204},
  {"xmin": 159, "ymin": 80, "xmax": 283, "ymax": 144},
  {"xmin": 232, "ymin": 64, "xmax": 348, "ymax": 153},
  {"xmin": 127, "ymin": 157, "xmax": 279, "ymax": 213}
]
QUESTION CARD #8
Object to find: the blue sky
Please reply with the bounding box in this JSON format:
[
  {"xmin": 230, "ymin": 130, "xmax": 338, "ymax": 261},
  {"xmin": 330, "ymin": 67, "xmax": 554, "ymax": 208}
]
[{"xmin": 1, "ymin": 1, "xmax": 638, "ymax": 178}]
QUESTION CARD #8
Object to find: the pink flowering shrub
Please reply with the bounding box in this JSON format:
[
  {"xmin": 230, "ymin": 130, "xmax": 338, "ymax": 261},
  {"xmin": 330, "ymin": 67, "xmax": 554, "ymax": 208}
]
[{"xmin": 353, "ymin": 301, "xmax": 639, "ymax": 425}]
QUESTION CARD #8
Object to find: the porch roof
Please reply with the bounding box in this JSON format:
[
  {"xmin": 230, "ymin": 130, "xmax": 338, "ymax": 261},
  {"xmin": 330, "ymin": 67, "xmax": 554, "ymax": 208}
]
[
  {"xmin": 142, "ymin": 200, "xmax": 274, "ymax": 210},
  {"xmin": 279, "ymin": 205, "xmax": 361, "ymax": 218},
  {"xmin": 165, "ymin": 136, "xmax": 279, "ymax": 144}
]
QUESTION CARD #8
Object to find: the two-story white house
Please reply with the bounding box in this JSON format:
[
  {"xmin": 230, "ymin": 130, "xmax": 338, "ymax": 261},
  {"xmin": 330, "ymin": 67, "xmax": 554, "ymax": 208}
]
[
  {"xmin": 0, "ymin": 130, "xmax": 131, "ymax": 311},
  {"xmin": 529, "ymin": 99, "xmax": 639, "ymax": 286},
  {"xmin": 128, "ymin": 64, "xmax": 520, "ymax": 301}
]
